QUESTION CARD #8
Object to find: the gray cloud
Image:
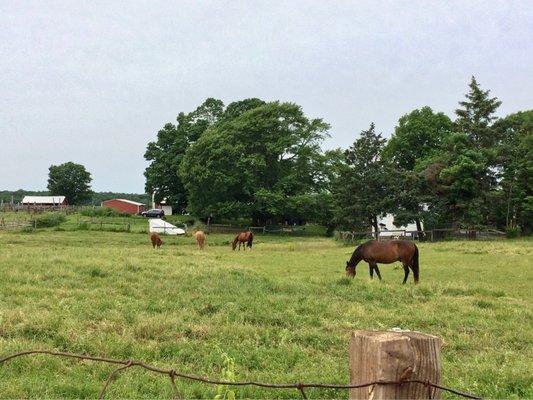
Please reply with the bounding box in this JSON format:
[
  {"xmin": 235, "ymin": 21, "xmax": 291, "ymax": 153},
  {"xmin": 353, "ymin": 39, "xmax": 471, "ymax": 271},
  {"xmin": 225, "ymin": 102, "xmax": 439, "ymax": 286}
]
[{"xmin": 1, "ymin": 0, "xmax": 531, "ymax": 192}]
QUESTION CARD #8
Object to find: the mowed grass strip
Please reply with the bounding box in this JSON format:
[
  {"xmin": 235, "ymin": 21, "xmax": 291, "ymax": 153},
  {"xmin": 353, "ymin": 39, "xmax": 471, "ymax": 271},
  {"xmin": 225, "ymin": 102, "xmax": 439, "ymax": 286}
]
[{"xmin": 0, "ymin": 231, "xmax": 531, "ymax": 399}]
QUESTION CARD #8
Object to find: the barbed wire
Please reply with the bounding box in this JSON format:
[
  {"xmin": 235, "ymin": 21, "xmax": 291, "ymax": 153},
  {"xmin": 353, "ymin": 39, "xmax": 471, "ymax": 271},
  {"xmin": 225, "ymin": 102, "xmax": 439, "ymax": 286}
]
[{"xmin": 0, "ymin": 350, "xmax": 482, "ymax": 399}]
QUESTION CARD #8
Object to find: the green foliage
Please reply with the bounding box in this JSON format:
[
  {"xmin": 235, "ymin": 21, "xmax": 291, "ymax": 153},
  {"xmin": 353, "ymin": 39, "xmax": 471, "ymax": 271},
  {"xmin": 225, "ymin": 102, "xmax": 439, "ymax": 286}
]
[
  {"xmin": 493, "ymin": 110, "xmax": 533, "ymax": 234},
  {"xmin": 80, "ymin": 207, "xmax": 129, "ymax": 218},
  {"xmin": 455, "ymin": 76, "xmax": 502, "ymax": 149},
  {"xmin": 180, "ymin": 101, "xmax": 330, "ymax": 224},
  {"xmin": 47, "ymin": 162, "xmax": 92, "ymax": 205},
  {"xmin": 144, "ymin": 98, "xmax": 266, "ymax": 213},
  {"xmin": 505, "ymin": 227, "xmax": 521, "ymax": 238},
  {"xmin": 333, "ymin": 123, "xmax": 397, "ymax": 232},
  {"xmin": 138, "ymin": 79, "xmax": 530, "ymax": 234},
  {"xmin": 33, "ymin": 213, "xmax": 67, "ymax": 228},
  {"xmin": 214, "ymin": 352, "xmax": 237, "ymax": 400},
  {"xmin": 384, "ymin": 106, "xmax": 452, "ymax": 170},
  {"xmin": 383, "ymin": 107, "xmax": 453, "ymax": 230}
]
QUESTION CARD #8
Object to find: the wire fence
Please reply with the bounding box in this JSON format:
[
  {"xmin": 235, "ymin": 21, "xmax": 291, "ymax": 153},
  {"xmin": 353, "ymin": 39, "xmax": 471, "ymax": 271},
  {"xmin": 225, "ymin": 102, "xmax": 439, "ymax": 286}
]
[
  {"xmin": 0, "ymin": 350, "xmax": 482, "ymax": 399},
  {"xmin": 335, "ymin": 228, "xmax": 506, "ymax": 242}
]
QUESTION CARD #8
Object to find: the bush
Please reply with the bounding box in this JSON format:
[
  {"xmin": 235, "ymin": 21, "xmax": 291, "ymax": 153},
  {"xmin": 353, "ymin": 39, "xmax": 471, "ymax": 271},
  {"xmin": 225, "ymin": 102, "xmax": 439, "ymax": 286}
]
[
  {"xmin": 33, "ymin": 213, "xmax": 67, "ymax": 228},
  {"xmin": 80, "ymin": 207, "xmax": 130, "ymax": 218},
  {"xmin": 506, "ymin": 227, "xmax": 521, "ymax": 238}
]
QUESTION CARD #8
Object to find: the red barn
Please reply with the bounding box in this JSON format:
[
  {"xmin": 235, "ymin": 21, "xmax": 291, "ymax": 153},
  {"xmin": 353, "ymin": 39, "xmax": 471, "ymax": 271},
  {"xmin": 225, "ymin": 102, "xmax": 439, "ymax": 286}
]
[{"xmin": 102, "ymin": 199, "xmax": 146, "ymax": 215}]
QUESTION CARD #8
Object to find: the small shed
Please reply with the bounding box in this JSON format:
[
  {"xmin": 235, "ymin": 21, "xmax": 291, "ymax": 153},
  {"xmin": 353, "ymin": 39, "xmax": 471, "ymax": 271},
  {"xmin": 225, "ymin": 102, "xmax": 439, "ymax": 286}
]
[
  {"xmin": 102, "ymin": 199, "xmax": 146, "ymax": 215},
  {"xmin": 22, "ymin": 196, "xmax": 67, "ymax": 208}
]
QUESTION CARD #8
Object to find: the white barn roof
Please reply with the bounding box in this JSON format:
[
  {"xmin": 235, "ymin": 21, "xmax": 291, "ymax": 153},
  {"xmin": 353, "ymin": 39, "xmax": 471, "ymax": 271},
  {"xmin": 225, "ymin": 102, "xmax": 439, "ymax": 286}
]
[
  {"xmin": 22, "ymin": 196, "xmax": 66, "ymax": 204},
  {"xmin": 110, "ymin": 198, "xmax": 145, "ymax": 206}
]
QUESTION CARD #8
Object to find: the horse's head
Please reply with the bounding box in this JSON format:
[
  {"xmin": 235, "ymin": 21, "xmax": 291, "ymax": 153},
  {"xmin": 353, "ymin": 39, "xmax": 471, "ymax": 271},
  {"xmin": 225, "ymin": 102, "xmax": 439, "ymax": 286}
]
[{"xmin": 346, "ymin": 261, "xmax": 356, "ymax": 277}]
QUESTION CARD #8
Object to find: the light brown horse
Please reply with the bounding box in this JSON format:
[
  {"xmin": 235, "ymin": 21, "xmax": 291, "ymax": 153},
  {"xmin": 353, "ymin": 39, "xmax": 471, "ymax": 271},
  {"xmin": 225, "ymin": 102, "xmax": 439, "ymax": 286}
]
[
  {"xmin": 232, "ymin": 230, "xmax": 253, "ymax": 250},
  {"xmin": 345, "ymin": 240, "xmax": 419, "ymax": 284},
  {"xmin": 150, "ymin": 232, "xmax": 163, "ymax": 249},
  {"xmin": 194, "ymin": 230, "xmax": 206, "ymax": 250}
]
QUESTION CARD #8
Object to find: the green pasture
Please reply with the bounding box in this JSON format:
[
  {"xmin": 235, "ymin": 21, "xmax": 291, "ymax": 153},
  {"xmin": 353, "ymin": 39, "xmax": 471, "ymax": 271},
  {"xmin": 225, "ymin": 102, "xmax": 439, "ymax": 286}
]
[{"xmin": 0, "ymin": 230, "xmax": 531, "ymax": 398}]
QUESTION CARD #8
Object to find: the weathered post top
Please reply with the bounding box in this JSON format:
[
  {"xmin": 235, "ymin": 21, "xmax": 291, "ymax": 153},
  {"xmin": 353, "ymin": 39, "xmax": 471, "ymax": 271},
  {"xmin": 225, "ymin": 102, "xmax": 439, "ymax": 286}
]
[{"xmin": 349, "ymin": 330, "xmax": 442, "ymax": 399}]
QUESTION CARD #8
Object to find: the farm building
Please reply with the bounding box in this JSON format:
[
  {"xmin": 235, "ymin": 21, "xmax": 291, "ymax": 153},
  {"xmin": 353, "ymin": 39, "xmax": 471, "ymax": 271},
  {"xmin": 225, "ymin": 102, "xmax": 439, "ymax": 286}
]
[
  {"xmin": 378, "ymin": 213, "xmax": 423, "ymax": 237},
  {"xmin": 102, "ymin": 199, "xmax": 146, "ymax": 215},
  {"xmin": 22, "ymin": 196, "xmax": 67, "ymax": 208}
]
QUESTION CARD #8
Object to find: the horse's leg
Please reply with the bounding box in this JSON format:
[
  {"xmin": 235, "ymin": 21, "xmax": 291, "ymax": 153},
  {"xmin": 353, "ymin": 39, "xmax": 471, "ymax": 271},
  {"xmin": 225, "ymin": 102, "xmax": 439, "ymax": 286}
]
[
  {"xmin": 402, "ymin": 263, "xmax": 410, "ymax": 284},
  {"xmin": 369, "ymin": 263, "xmax": 374, "ymax": 279},
  {"xmin": 374, "ymin": 264, "xmax": 383, "ymax": 281}
]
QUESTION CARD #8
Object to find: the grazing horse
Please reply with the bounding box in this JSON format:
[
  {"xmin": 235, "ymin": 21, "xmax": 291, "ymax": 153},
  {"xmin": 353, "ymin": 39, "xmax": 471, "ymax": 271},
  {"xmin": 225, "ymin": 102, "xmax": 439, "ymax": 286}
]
[
  {"xmin": 194, "ymin": 230, "xmax": 206, "ymax": 250},
  {"xmin": 232, "ymin": 230, "xmax": 253, "ymax": 250},
  {"xmin": 345, "ymin": 240, "xmax": 419, "ymax": 284},
  {"xmin": 150, "ymin": 232, "xmax": 163, "ymax": 249}
]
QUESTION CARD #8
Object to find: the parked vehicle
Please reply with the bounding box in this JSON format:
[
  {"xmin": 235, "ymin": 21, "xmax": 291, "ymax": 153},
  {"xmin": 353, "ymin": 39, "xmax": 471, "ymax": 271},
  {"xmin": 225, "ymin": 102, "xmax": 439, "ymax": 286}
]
[{"xmin": 141, "ymin": 209, "xmax": 165, "ymax": 218}]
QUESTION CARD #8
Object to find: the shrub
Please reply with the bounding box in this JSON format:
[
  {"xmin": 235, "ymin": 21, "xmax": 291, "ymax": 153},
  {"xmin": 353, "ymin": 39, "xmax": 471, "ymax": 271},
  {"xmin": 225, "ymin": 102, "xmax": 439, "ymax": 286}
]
[
  {"xmin": 33, "ymin": 213, "xmax": 66, "ymax": 228},
  {"xmin": 506, "ymin": 227, "xmax": 521, "ymax": 238},
  {"xmin": 80, "ymin": 207, "xmax": 130, "ymax": 218}
]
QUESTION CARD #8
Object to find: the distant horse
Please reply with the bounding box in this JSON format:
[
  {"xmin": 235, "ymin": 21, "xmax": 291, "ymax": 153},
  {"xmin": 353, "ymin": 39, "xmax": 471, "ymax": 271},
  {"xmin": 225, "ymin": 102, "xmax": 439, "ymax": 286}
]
[
  {"xmin": 150, "ymin": 232, "xmax": 163, "ymax": 249},
  {"xmin": 232, "ymin": 230, "xmax": 253, "ymax": 250},
  {"xmin": 194, "ymin": 230, "xmax": 206, "ymax": 250},
  {"xmin": 345, "ymin": 240, "xmax": 419, "ymax": 284}
]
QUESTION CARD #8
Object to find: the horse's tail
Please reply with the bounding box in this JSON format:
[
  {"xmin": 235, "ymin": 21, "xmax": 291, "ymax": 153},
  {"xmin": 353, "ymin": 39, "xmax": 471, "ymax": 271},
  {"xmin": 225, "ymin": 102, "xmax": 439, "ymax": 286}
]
[
  {"xmin": 247, "ymin": 231, "xmax": 254, "ymax": 248},
  {"xmin": 412, "ymin": 244, "xmax": 419, "ymax": 284},
  {"xmin": 232, "ymin": 235, "xmax": 239, "ymax": 250}
]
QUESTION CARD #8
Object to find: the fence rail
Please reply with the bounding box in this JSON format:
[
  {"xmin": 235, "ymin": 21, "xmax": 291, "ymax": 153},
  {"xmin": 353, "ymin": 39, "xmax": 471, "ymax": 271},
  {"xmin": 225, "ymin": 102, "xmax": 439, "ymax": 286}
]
[
  {"xmin": 0, "ymin": 350, "xmax": 482, "ymax": 399},
  {"xmin": 335, "ymin": 228, "xmax": 506, "ymax": 242}
]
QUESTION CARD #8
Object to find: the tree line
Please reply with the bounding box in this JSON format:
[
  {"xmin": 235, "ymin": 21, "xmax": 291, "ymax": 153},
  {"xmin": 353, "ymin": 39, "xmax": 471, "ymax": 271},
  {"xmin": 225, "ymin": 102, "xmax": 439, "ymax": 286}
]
[{"xmin": 144, "ymin": 77, "xmax": 531, "ymax": 235}]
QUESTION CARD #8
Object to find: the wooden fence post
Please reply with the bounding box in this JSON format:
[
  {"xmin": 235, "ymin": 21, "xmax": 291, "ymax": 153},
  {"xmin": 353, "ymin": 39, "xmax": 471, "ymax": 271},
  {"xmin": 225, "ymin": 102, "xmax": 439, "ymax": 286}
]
[{"xmin": 349, "ymin": 330, "xmax": 442, "ymax": 399}]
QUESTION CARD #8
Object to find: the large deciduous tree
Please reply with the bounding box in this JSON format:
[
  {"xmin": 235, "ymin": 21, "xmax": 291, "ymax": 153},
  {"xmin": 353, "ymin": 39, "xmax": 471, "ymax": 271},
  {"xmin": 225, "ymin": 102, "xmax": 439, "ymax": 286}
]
[
  {"xmin": 47, "ymin": 162, "xmax": 92, "ymax": 205},
  {"xmin": 383, "ymin": 107, "xmax": 453, "ymax": 231},
  {"xmin": 493, "ymin": 110, "xmax": 533, "ymax": 233},
  {"xmin": 144, "ymin": 98, "xmax": 266, "ymax": 212},
  {"xmin": 180, "ymin": 102, "xmax": 330, "ymax": 224},
  {"xmin": 333, "ymin": 123, "xmax": 397, "ymax": 234}
]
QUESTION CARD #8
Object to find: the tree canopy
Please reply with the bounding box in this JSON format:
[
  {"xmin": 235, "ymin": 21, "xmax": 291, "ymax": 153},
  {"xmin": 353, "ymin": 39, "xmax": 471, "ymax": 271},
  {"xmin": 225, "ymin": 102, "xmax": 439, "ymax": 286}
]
[
  {"xmin": 142, "ymin": 77, "xmax": 531, "ymax": 235},
  {"xmin": 180, "ymin": 101, "xmax": 330, "ymax": 224},
  {"xmin": 47, "ymin": 162, "xmax": 92, "ymax": 205}
]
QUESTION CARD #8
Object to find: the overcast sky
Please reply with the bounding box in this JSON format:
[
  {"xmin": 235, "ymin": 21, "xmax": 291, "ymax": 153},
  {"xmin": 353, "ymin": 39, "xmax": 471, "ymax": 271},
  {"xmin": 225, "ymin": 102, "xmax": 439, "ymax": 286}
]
[{"xmin": 1, "ymin": 0, "xmax": 531, "ymax": 193}]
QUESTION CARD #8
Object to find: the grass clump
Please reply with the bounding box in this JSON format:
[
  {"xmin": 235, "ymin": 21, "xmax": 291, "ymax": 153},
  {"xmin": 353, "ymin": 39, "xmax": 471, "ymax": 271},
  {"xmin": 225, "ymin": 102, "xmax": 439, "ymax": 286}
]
[
  {"xmin": 80, "ymin": 207, "xmax": 130, "ymax": 218},
  {"xmin": 32, "ymin": 212, "xmax": 66, "ymax": 228}
]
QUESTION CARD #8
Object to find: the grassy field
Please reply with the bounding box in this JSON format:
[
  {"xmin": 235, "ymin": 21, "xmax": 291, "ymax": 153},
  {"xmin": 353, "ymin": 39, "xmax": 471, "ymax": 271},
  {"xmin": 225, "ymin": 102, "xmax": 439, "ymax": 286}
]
[{"xmin": 0, "ymin": 230, "xmax": 531, "ymax": 399}]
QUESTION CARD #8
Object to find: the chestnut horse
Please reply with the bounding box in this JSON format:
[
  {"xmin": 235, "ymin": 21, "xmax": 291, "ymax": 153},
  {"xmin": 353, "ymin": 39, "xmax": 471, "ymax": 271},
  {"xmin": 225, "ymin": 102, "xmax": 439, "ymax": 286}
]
[
  {"xmin": 150, "ymin": 232, "xmax": 163, "ymax": 249},
  {"xmin": 194, "ymin": 230, "xmax": 206, "ymax": 250},
  {"xmin": 345, "ymin": 240, "xmax": 419, "ymax": 284},
  {"xmin": 232, "ymin": 230, "xmax": 253, "ymax": 250}
]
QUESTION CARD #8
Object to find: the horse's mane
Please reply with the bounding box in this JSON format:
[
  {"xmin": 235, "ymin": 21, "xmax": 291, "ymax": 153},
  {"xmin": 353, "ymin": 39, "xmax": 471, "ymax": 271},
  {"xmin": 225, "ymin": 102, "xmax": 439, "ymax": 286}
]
[{"xmin": 347, "ymin": 243, "xmax": 364, "ymax": 266}]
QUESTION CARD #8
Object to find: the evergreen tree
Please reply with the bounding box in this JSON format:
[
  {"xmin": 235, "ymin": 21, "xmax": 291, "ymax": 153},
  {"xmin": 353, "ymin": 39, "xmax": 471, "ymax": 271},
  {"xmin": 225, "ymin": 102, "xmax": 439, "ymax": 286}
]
[
  {"xmin": 455, "ymin": 76, "xmax": 502, "ymax": 149},
  {"xmin": 333, "ymin": 123, "xmax": 397, "ymax": 233}
]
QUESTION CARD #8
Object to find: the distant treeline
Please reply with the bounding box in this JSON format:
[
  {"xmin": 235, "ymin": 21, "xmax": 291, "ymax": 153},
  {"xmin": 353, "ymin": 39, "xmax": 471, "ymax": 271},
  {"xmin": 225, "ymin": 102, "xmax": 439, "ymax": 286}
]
[{"xmin": 0, "ymin": 190, "xmax": 149, "ymax": 206}]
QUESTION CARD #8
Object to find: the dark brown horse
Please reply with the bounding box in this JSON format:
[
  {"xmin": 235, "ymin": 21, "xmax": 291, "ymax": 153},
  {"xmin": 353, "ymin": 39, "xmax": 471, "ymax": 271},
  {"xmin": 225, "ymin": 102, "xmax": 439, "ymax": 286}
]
[
  {"xmin": 345, "ymin": 240, "xmax": 419, "ymax": 284},
  {"xmin": 232, "ymin": 230, "xmax": 253, "ymax": 250}
]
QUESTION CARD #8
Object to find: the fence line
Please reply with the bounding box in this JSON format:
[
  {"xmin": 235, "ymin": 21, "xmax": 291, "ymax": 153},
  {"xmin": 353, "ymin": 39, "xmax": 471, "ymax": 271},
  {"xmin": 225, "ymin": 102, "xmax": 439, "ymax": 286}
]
[
  {"xmin": 335, "ymin": 228, "xmax": 506, "ymax": 242},
  {"xmin": 0, "ymin": 349, "xmax": 481, "ymax": 399}
]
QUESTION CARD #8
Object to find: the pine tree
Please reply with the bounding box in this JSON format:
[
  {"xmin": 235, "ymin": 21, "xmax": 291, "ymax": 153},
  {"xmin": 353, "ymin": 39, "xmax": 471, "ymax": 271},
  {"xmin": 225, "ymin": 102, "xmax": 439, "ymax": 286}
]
[
  {"xmin": 333, "ymin": 123, "xmax": 398, "ymax": 233},
  {"xmin": 455, "ymin": 76, "xmax": 502, "ymax": 149}
]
